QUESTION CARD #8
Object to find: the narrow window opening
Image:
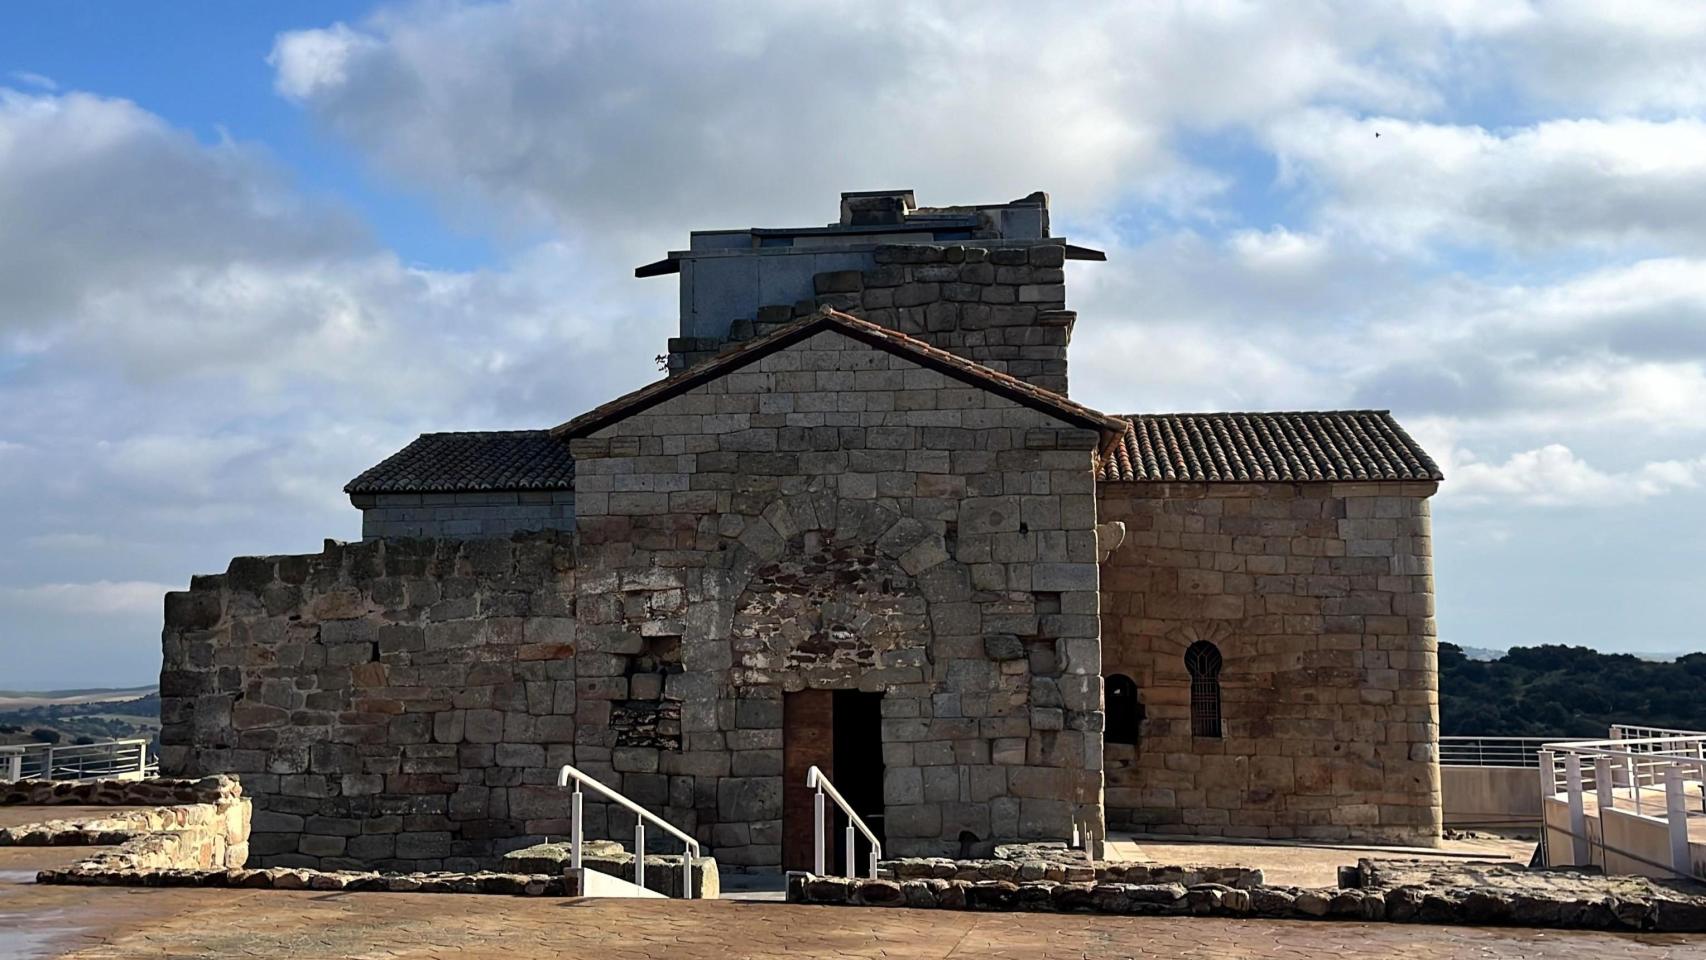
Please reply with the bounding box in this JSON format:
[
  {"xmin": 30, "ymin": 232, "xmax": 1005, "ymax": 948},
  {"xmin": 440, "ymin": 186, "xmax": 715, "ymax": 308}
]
[{"xmin": 1184, "ymin": 641, "xmax": 1223, "ymax": 739}]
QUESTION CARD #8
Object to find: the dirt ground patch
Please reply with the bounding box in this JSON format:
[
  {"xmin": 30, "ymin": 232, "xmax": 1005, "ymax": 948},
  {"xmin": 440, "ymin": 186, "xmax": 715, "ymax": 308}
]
[{"xmin": 1106, "ymin": 833, "xmax": 1535, "ymax": 887}]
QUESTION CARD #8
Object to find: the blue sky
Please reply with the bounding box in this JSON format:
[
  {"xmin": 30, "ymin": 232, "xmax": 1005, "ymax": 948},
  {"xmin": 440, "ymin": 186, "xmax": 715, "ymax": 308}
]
[{"xmin": 3, "ymin": 1, "xmax": 1705, "ymax": 687}]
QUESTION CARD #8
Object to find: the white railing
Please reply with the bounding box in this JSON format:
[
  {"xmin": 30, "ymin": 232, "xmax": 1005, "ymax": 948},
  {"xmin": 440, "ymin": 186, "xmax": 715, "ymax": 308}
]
[
  {"xmin": 557, "ymin": 763, "xmax": 700, "ymax": 898},
  {"xmin": 1539, "ymin": 728, "xmax": 1706, "ymax": 879},
  {"xmin": 806, "ymin": 765, "xmax": 880, "ymax": 880},
  {"xmin": 0, "ymin": 738, "xmax": 151, "ymax": 782},
  {"xmin": 1439, "ymin": 735, "xmax": 1554, "ymax": 768},
  {"xmin": 1613, "ymin": 724, "xmax": 1706, "ymax": 742}
]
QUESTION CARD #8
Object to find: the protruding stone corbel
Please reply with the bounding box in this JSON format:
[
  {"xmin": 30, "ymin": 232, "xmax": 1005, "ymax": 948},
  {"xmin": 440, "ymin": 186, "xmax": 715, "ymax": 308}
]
[{"xmin": 1094, "ymin": 521, "xmax": 1126, "ymax": 563}]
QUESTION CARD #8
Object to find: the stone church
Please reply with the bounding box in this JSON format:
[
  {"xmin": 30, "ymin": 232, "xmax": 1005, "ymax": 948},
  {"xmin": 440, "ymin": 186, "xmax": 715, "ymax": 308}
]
[{"xmin": 159, "ymin": 190, "xmax": 1444, "ymax": 873}]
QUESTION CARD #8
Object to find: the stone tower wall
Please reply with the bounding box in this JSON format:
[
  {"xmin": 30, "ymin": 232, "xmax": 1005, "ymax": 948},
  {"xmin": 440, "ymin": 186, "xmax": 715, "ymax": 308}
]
[
  {"xmin": 1096, "ymin": 481, "xmax": 1441, "ymax": 845},
  {"xmin": 669, "ymin": 242, "xmax": 1074, "ymax": 395}
]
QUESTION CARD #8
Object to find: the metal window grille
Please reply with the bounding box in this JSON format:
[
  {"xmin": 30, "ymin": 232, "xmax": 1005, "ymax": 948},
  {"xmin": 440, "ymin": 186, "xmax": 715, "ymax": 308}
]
[{"xmin": 1184, "ymin": 641, "xmax": 1223, "ymax": 739}]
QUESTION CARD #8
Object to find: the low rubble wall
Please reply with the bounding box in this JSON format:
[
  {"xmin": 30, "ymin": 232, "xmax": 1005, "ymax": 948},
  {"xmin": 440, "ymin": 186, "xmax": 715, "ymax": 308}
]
[
  {"xmin": 2, "ymin": 775, "xmax": 235, "ymax": 807},
  {"xmin": 2, "ymin": 776, "xmax": 249, "ymax": 872},
  {"xmin": 36, "ymin": 864, "xmax": 570, "ymax": 896},
  {"xmin": 881, "ymin": 855, "xmax": 1261, "ymax": 889},
  {"xmin": 787, "ymin": 856, "xmax": 1706, "ymax": 932}
]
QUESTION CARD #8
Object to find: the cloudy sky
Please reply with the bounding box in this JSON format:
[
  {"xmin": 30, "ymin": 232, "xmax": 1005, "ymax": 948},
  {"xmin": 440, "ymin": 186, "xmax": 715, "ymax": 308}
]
[{"xmin": 3, "ymin": 1, "xmax": 1704, "ymax": 688}]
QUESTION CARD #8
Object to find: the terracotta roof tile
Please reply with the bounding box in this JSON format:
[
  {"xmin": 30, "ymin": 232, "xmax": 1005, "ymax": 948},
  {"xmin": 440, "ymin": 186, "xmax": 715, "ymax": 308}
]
[
  {"xmin": 344, "ymin": 430, "xmax": 575, "ymax": 494},
  {"xmin": 1099, "ymin": 411, "xmax": 1442, "ymax": 483}
]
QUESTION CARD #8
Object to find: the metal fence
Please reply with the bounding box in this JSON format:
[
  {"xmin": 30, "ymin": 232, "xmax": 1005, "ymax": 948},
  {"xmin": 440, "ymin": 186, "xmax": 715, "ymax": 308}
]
[
  {"xmin": 1439, "ymin": 735, "xmax": 1554, "ymax": 768},
  {"xmin": 0, "ymin": 738, "xmax": 152, "ymax": 782}
]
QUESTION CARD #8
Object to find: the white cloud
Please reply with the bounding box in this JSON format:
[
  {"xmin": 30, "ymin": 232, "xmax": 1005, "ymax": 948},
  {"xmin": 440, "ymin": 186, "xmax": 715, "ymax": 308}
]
[
  {"xmin": 269, "ymin": 22, "xmax": 376, "ymax": 101},
  {"xmin": 1268, "ymin": 112, "xmax": 1706, "ymax": 253},
  {"xmin": 7, "ymin": 71, "xmax": 57, "ymax": 91},
  {"xmin": 3, "ymin": 580, "xmax": 178, "ymax": 616},
  {"xmin": 1488, "ymin": 0, "xmax": 1706, "ymax": 113},
  {"xmin": 265, "ymin": 0, "xmax": 1478, "ymax": 240},
  {"xmin": 1446, "ymin": 444, "xmax": 1706, "ymax": 505}
]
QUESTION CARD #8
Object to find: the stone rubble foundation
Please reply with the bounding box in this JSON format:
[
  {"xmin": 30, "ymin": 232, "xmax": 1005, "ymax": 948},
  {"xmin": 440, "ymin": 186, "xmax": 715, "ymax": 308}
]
[
  {"xmin": 35, "ymin": 865, "xmax": 568, "ymax": 896},
  {"xmin": 786, "ymin": 857, "xmax": 1706, "ymax": 933},
  {"xmin": 880, "ymin": 854, "xmax": 1262, "ymax": 889}
]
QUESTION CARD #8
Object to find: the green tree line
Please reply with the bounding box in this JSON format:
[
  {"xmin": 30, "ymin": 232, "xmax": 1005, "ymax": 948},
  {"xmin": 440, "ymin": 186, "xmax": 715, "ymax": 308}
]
[{"xmin": 1440, "ymin": 642, "xmax": 1706, "ymax": 737}]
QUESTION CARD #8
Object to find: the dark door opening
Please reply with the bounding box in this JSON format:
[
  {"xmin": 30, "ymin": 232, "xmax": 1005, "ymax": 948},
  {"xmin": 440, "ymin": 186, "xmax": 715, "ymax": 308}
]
[
  {"xmin": 781, "ymin": 689, "xmax": 886, "ymax": 873},
  {"xmin": 831, "ymin": 689, "xmax": 885, "ymax": 873}
]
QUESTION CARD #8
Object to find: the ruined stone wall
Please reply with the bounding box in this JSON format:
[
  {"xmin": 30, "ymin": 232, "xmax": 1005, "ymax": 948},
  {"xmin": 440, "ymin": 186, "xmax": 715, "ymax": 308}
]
[
  {"xmin": 573, "ymin": 328, "xmax": 1106, "ymax": 867},
  {"xmin": 3, "ymin": 776, "xmax": 251, "ymax": 872},
  {"xmin": 158, "ymin": 534, "xmax": 578, "ymax": 871},
  {"xmin": 1096, "ymin": 481, "xmax": 1441, "ymax": 845},
  {"xmin": 670, "ymin": 242, "xmax": 1074, "ymax": 395}
]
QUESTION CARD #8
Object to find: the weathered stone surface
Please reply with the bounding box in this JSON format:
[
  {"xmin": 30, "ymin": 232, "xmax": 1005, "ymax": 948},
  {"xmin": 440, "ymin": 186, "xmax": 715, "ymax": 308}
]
[
  {"xmin": 1099, "ymin": 482, "xmax": 1440, "ymax": 846},
  {"xmin": 41, "ymin": 864, "xmax": 570, "ymax": 897},
  {"xmin": 160, "ymin": 535, "xmax": 579, "ymax": 871},
  {"xmin": 570, "ymin": 327, "xmax": 1107, "ymax": 868},
  {"xmin": 3, "ymin": 776, "xmax": 249, "ymax": 873},
  {"xmin": 789, "ymin": 855, "xmax": 1706, "ymax": 932}
]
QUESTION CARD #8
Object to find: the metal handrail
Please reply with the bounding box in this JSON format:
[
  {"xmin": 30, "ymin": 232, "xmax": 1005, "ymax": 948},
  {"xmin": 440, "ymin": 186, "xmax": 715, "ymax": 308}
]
[
  {"xmin": 1613, "ymin": 724, "xmax": 1705, "ymax": 740},
  {"xmin": 0, "ymin": 738, "xmax": 151, "ymax": 782},
  {"xmin": 806, "ymin": 765, "xmax": 880, "ymax": 879},
  {"xmin": 1439, "ymin": 735, "xmax": 1555, "ymax": 768},
  {"xmin": 557, "ymin": 764, "xmax": 700, "ymax": 898}
]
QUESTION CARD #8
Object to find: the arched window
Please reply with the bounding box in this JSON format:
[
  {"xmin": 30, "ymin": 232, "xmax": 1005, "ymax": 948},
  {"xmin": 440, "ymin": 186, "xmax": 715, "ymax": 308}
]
[
  {"xmin": 1184, "ymin": 641, "xmax": 1223, "ymax": 738},
  {"xmin": 1104, "ymin": 674, "xmax": 1144, "ymax": 745}
]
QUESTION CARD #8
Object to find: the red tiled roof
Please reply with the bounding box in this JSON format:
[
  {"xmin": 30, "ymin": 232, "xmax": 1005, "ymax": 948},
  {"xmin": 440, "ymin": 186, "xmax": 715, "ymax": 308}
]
[{"xmin": 1099, "ymin": 411, "xmax": 1442, "ymax": 483}]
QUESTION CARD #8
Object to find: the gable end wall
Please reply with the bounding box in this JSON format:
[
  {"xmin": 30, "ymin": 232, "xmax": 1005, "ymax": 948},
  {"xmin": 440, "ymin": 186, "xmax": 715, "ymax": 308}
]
[{"xmin": 572, "ymin": 328, "xmax": 1108, "ymax": 866}]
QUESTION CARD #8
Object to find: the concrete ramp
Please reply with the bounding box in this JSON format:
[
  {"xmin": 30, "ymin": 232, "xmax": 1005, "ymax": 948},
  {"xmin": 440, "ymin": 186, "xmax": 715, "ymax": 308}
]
[{"xmin": 566, "ymin": 867, "xmax": 666, "ymax": 898}]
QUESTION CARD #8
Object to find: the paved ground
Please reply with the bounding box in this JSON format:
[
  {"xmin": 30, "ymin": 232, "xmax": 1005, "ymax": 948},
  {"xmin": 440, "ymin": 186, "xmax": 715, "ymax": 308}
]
[
  {"xmin": 1, "ymin": 822, "xmax": 1699, "ymax": 959},
  {"xmin": 5, "ymin": 886, "xmax": 1702, "ymax": 959},
  {"xmin": 1, "ymin": 857, "xmax": 1700, "ymax": 959},
  {"xmin": 1105, "ymin": 832, "xmax": 1537, "ymax": 887}
]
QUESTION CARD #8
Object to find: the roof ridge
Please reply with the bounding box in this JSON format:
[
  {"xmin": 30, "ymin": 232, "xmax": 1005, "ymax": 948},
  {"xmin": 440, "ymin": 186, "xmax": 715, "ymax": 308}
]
[
  {"xmin": 553, "ymin": 307, "xmax": 1128, "ymax": 440},
  {"xmin": 415, "ymin": 429, "xmax": 553, "ymax": 437},
  {"xmin": 1116, "ymin": 409, "xmax": 1394, "ymax": 418}
]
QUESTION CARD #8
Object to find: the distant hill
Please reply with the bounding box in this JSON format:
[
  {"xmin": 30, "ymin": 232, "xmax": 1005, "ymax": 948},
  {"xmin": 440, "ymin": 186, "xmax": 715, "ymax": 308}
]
[
  {"xmin": 0, "ymin": 685, "xmax": 157, "ymax": 710},
  {"xmin": 0, "ymin": 685, "xmax": 160, "ymax": 747},
  {"xmin": 1440, "ymin": 642, "xmax": 1706, "ymax": 737}
]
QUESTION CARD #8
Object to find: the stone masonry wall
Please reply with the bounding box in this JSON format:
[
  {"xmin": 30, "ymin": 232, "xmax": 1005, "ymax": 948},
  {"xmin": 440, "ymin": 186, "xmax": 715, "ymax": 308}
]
[
  {"xmin": 1096, "ymin": 481, "xmax": 1441, "ymax": 845},
  {"xmin": 159, "ymin": 533, "xmax": 579, "ymax": 871},
  {"xmin": 573, "ymin": 328, "xmax": 1107, "ymax": 868},
  {"xmin": 670, "ymin": 242, "xmax": 1074, "ymax": 395},
  {"xmin": 2, "ymin": 776, "xmax": 251, "ymax": 873},
  {"xmin": 352, "ymin": 491, "xmax": 577, "ymax": 541}
]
